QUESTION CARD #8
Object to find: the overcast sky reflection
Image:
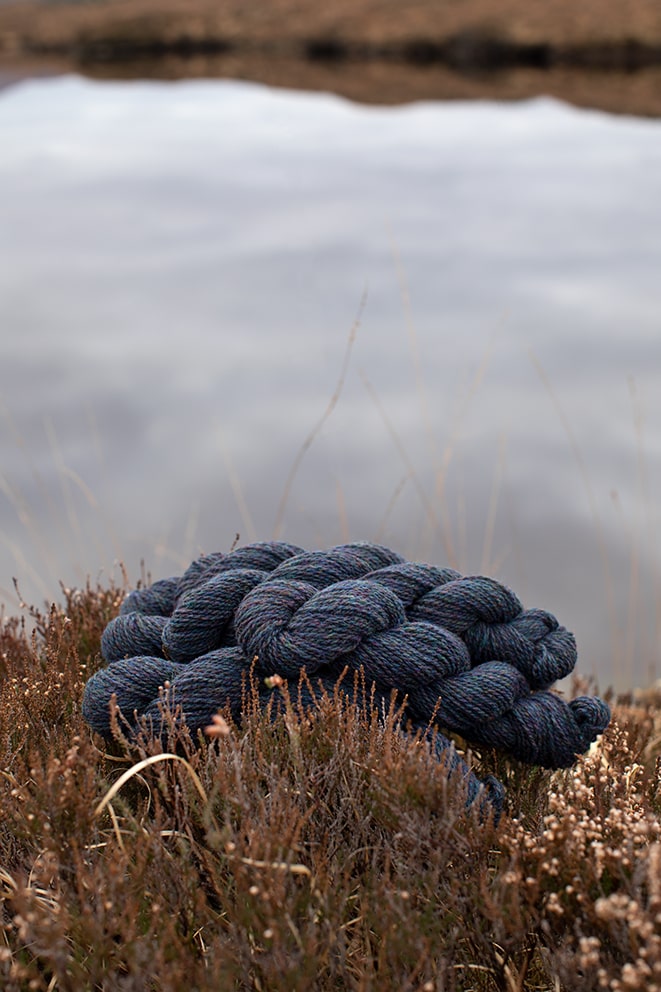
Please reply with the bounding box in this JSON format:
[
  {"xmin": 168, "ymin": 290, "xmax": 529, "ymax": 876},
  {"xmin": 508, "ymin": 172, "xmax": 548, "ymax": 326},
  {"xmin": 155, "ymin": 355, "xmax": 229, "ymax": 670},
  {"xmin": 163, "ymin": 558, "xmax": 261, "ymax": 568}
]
[{"xmin": 1, "ymin": 75, "xmax": 660, "ymax": 690}]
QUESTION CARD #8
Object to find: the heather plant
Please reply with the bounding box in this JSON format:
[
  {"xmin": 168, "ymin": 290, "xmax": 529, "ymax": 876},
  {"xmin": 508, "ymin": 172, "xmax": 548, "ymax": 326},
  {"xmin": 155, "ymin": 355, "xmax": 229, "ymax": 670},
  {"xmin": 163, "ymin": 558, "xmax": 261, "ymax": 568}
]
[{"xmin": 1, "ymin": 584, "xmax": 661, "ymax": 990}]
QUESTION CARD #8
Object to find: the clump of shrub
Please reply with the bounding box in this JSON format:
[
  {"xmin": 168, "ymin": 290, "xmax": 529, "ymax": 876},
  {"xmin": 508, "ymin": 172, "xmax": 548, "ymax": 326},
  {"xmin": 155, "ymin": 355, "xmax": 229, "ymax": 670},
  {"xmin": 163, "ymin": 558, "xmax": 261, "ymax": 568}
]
[{"xmin": 1, "ymin": 583, "xmax": 661, "ymax": 990}]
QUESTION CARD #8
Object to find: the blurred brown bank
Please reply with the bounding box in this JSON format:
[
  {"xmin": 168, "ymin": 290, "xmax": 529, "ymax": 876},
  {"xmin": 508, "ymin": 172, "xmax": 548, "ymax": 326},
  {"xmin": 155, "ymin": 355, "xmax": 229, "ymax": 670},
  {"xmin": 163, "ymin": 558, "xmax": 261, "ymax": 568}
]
[{"xmin": 2, "ymin": 0, "xmax": 661, "ymax": 115}]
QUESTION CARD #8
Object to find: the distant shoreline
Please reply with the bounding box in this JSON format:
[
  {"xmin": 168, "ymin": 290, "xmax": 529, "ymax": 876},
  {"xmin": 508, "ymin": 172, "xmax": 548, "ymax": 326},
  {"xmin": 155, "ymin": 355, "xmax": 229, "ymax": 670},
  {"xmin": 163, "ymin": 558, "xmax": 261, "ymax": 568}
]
[
  {"xmin": 3, "ymin": 51, "xmax": 661, "ymax": 120},
  {"xmin": 2, "ymin": 0, "xmax": 661, "ymax": 116}
]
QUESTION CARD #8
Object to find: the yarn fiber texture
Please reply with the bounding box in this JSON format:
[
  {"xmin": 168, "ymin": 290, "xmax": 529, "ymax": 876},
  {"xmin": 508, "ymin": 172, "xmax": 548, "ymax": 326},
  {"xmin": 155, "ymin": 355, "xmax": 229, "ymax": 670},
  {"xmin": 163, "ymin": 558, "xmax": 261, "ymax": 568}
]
[{"xmin": 83, "ymin": 541, "xmax": 610, "ymax": 817}]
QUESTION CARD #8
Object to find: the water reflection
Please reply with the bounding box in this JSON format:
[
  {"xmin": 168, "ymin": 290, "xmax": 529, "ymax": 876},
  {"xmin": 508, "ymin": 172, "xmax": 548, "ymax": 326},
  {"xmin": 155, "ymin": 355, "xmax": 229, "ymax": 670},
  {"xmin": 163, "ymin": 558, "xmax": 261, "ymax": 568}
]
[{"xmin": 1, "ymin": 75, "xmax": 660, "ymax": 690}]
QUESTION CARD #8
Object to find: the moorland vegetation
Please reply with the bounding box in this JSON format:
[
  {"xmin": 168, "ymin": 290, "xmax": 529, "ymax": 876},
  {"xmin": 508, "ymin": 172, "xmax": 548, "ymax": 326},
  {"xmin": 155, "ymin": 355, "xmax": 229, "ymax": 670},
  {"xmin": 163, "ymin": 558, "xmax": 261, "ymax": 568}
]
[{"xmin": 1, "ymin": 581, "xmax": 661, "ymax": 989}]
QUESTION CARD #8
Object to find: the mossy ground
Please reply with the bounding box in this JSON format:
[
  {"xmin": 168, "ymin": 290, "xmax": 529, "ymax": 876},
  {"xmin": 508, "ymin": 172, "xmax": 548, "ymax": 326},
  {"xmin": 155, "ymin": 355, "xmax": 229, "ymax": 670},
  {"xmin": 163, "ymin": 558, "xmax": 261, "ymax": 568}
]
[{"xmin": 1, "ymin": 582, "xmax": 660, "ymax": 990}]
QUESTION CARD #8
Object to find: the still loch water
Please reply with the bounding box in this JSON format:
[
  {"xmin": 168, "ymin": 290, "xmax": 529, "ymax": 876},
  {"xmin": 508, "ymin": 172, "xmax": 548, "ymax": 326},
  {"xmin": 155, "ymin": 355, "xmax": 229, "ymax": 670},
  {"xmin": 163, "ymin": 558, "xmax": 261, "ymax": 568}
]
[{"xmin": 1, "ymin": 75, "xmax": 660, "ymax": 689}]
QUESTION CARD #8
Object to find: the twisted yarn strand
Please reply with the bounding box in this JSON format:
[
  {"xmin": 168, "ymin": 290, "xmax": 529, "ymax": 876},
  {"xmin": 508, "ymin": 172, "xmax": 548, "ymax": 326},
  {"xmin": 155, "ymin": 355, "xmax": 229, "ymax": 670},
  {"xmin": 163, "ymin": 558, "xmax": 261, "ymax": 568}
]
[{"xmin": 84, "ymin": 541, "xmax": 610, "ymax": 817}]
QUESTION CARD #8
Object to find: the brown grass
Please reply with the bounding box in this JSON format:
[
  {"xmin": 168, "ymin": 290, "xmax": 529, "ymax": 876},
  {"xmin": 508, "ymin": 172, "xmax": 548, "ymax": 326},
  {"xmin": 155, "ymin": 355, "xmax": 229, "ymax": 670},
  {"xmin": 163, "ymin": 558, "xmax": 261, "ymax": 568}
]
[{"xmin": 1, "ymin": 582, "xmax": 661, "ymax": 989}]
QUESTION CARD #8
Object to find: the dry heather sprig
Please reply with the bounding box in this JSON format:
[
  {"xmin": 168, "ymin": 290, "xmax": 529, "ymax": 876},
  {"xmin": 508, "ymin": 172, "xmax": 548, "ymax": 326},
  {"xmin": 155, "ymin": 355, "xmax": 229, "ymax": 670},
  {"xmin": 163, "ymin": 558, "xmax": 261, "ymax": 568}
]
[
  {"xmin": 485, "ymin": 724, "xmax": 661, "ymax": 989},
  {"xmin": 2, "ymin": 582, "xmax": 661, "ymax": 990},
  {"xmin": 205, "ymin": 713, "xmax": 231, "ymax": 738}
]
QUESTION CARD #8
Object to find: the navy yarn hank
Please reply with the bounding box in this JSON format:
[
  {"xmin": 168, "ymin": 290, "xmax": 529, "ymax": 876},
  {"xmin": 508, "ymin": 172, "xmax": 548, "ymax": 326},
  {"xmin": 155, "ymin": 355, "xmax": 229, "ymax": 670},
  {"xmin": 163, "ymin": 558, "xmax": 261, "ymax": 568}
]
[{"xmin": 83, "ymin": 541, "xmax": 611, "ymax": 818}]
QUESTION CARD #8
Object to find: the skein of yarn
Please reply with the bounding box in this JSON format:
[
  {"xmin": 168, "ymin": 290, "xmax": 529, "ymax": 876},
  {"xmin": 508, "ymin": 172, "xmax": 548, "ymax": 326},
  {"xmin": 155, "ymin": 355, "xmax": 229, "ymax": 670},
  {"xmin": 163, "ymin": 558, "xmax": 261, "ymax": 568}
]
[{"xmin": 83, "ymin": 541, "xmax": 610, "ymax": 817}]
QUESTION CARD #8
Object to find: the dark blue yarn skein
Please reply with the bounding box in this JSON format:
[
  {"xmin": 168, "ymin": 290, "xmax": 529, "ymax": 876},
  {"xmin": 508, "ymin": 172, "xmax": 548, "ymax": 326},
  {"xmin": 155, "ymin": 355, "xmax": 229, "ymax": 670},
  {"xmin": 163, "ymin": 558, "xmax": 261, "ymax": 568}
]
[
  {"xmin": 266, "ymin": 543, "xmax": 405, "ymax": 588},
  {"xmin": 101, "ymin": 612, "xmax": 167, "ymax": 661},
  {"xmin": 460, "ymin": 607, "xmax": 576, "ymax": 689},
  {"xmin": 82, "ymin": 541, "xmax": 611, "ymax": 818},
  {"xmin": 235, "ymin": 578, "xmax": 409, "ymax": 678},
  {"xmin": 174, "ymin": 541, "xmax": 304, "ymax": 601},
  {"xmin": 82, "ymin": 654, "xmax": 184, "ymax": 739},
  {"xmin": 408, "ymin": 574, "xmax": 523, "ymax": 630},
  {"xmin": 162, "ymin": 568, "xmax": 268, "ymax": 662},
  {"xmin": 234, "ymin": 581, "xmax": 602, "ymax": 770},
  {"xmin": 120, "ymin": 576, "xmax": 179, "ymax": 617},
  {"xmin": 344, "ymin": 562, "xmax": 577, "ymax": 689},
  {"xmin": 368, "ymin": 567, "xmax": 577, "ymax": 689},
  {"xmin": 101, "ymin": 541, "xmax": 400, "ymax": 664},
  {"xmin": 82, "ymin": 648, "xmax": 502, "ymax": 818},
  {"xmin": 364, "ymin": 562, "xmax": 462, "ymax": 607}
]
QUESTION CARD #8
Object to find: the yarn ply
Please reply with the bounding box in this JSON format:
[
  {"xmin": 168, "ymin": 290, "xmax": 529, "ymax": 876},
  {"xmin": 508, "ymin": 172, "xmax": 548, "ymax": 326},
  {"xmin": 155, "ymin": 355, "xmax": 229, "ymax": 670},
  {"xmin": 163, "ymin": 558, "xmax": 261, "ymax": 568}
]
[{"xmin": 82, "ymin": 542, "xmax": 610, "ymax": 816}]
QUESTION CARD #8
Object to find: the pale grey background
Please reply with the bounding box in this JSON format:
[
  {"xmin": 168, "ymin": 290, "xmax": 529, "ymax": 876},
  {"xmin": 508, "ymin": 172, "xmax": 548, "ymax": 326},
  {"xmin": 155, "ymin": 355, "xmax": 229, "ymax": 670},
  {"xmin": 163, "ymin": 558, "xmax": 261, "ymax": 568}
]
[{"xmin": 1, "ymin": 76, "xmax": 660, "ymax": 690}]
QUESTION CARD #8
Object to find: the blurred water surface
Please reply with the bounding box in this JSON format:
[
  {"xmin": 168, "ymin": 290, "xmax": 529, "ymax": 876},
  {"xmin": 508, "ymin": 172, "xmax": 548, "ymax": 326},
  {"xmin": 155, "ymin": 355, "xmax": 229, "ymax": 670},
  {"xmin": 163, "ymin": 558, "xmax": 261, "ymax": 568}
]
[{"xmin": 1, "ymin": 75, "xmax": 660, "ymax": 689}]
